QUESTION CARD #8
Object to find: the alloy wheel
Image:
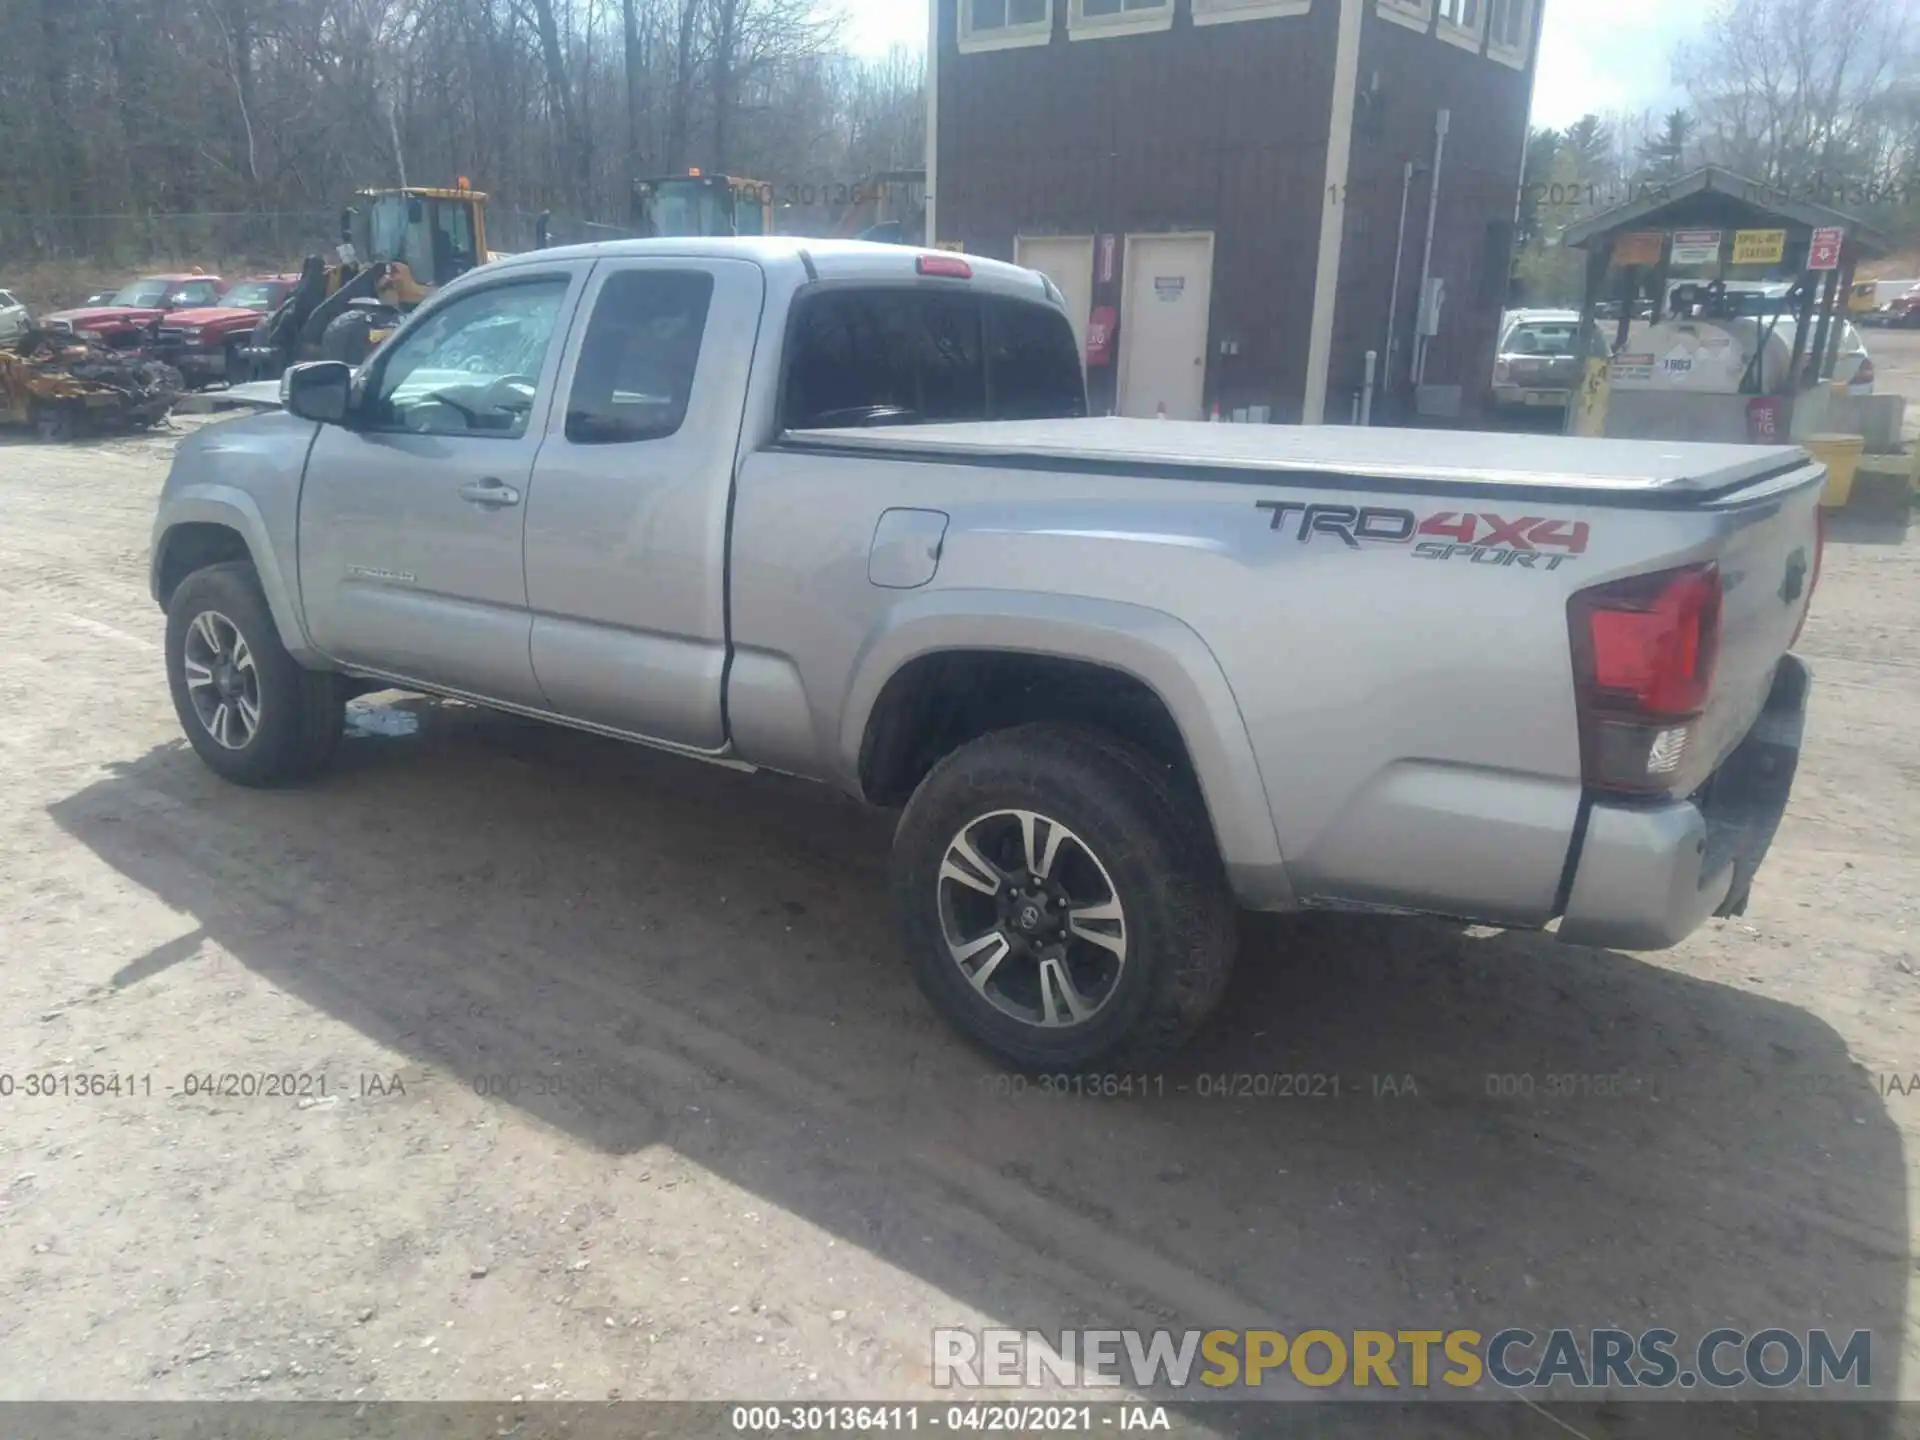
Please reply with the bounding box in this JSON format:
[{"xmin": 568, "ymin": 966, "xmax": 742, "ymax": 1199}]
[
  {"xmin": 181, "ymin": 609, "xmax": 263, "ymax": 750},
  {"xmin": 936, "ymin": 809, "xmax": 1128, "ymax": 1029}
]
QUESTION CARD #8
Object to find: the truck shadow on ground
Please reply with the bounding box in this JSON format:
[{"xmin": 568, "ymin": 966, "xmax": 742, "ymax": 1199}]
[{"xmin": 48, "ymin": 695, "xmax": 1907, "ymax": 1415}]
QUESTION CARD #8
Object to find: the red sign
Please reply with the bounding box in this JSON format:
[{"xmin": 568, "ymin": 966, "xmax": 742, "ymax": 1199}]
[
  {"xmin": 1747, "ymin": 396, "xmax": 1785, "ymax": 444},
  {"xmin": 1808, "ymin": 226, "xmax": 1845, "ymax": 271},
  {"xmin": 1614, "ymin": 231, "xmax": 1666, "ymax": 267},
  {"xmin": 1085, "ymin": 305, "xmax": 1117, "ymax": 367},
  {"xmin": 1097, "ymin": 235, "xmax": 1117, "ymax": 285}
]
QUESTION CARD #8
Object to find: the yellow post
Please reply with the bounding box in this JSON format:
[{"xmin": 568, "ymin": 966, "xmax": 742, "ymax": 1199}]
[{"xmin": 1569, "ymin": 356, "xmax": 1611, "ymax": 438}]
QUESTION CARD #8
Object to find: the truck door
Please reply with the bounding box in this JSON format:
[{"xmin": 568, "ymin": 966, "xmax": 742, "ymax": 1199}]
[
  {"xmin": 296, "ymin": 264, "xmax": 590, "ymax": 707},
  {"xmin": 523, "ymin": 259, "xmax": 765, "ymax": 750}
]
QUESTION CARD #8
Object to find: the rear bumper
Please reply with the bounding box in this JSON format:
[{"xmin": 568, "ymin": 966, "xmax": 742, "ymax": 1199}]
[
  {"xmin": 1492, "ymin": 384, "xmax": 1572, "ymax": 409},
  {"xmin": 1557, "ymin": 656, "xmax": 1809, "ymax": 950}
]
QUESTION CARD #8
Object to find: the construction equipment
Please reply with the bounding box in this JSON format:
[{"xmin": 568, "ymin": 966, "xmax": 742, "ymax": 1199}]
[
  {"xmin": 632, "ymin": 171, "xmax": 773, "ymax": 239},
  {"xmin": 631, "ymin": 168, "xmax": 928, "ymax": 245},
  {"xmin": 1, "ymin": 327, "xmax": 183, "ymax": 440},
  {"xmin": 829, "ymin": 170, "xmax": 928, "ymax": 246},
  {"xmin": 240, "ymin": 181, "xmax": 498, "ymax": 378}
]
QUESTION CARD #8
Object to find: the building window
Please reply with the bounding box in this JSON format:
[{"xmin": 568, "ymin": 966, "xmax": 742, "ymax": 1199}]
[
  {"xmin": 1376, "ymin": 0, "xmax": 1431, "ymax": 30},
  {"xmin": 1487, "ymin": 0, "xmax": 1533, "ymax": 65},
  {"xmin": 1068, "ymin": 0, "xmax": 1174, "ymax": 41},
  {"xmin": 1193, "ymin": 0, "xmax": 1312, "ymax": 24},
  {"xmin": 1436, "ymin": 0, "xmax": 1483, "ymax": 51},
  {"xmin": 960, "ymin": 0, "xmax": 1053, "ymax": 53}
]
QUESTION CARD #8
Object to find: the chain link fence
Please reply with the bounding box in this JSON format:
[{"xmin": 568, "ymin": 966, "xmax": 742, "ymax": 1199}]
[
  {"xmin": 0, "ymin": 208, "xmax": 642, "ymax": 310},
  {"xmin": 0, "ymin": 211, "xmax": 340, "ymax": 311}
]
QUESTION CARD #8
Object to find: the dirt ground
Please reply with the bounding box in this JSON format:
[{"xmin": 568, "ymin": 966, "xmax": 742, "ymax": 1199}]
[{"xmin": 0, "ymin": 415, "xmax": 1915, "ymax": 1420}]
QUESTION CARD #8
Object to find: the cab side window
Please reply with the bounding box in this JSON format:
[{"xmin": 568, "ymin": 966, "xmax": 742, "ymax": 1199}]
[
  {"xmin": 565, "ymin": 271, "xmax": 716, "ymax": 445},
  {"xmin": 364, "ymin": 278, "xmax": 569, "ymax": 439}
]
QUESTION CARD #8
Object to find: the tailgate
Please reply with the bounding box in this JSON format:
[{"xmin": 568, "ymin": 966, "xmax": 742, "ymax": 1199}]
[{"xmin": 1693, "ymin": 463, "xmax": 1825, "ymax": 778}]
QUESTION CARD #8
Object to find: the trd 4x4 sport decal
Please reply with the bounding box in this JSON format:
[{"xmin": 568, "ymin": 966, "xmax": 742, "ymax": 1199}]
[{"xmin": 1256, "ymin": 502, "xmax": 1590, "ymax": 571}]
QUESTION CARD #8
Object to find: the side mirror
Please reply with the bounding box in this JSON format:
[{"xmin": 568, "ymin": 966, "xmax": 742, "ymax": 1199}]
[{"xmin": 282, "ymin": 361, "xmax": 354, "ymax": 425}]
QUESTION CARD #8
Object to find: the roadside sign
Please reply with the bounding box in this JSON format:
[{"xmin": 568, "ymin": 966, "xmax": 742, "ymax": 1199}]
[
  {"xmin": 1732, "ymin": 229, "xmax": 1787, "ymax": 265},
  {"xmin": 1085, "ymin": 305, "xmax": 1117, "ymax": 367},
  {"xmin": 1748, "ymin": 396, "xmax": 1785, "ymax": 443},
  {"xmin": 1670, "ymin": 229, "xmax": 1722, "ymax": 266},
  {"xmin": 1097, "ymin": 234, "xmax": 1117, "ymax": 284},
  {"xmin": 1808, "ymin": 226, "xmax": 1846, "ymax": 271},
  {"xmin": 1614, "ymin": 231, "xmax": 1665, "ymax": 267}
]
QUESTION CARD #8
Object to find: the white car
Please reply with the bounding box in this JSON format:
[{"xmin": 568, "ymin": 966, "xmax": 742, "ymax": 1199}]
[
  {"xmin": 0, "ymin": 288, "xmax": 30, "ymax": 345},
  {"xmin": 1664, "ymin": 283, "xmax": 1876, "ymax": 395}
]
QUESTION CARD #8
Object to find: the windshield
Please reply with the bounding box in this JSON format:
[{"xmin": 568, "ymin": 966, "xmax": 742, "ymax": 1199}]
[
  {"xmin": 1504, "ymin": 321, "xmax": 1578, "ymax": 355},
  {"xmin": 110, "ymin": 280, "xmax": 170, "ymax": 307},
  {"xmin": 217, "ymin": 282, "xmax": 282, "ymax": 311},
  {"xmin": 639, "ymin": 181, "xmax": 734, "ymax": 238}
]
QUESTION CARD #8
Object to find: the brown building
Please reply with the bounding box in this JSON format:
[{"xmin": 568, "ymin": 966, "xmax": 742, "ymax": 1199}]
[{"xmin": 927, "ymin": 0, "xmax": 1543, "ymax": 425}]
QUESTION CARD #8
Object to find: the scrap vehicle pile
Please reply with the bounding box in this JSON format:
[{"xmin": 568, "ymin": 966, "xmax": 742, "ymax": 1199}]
[{"xmin": 0, "ymin": 327, "xmax": 184, "ymax": 440}]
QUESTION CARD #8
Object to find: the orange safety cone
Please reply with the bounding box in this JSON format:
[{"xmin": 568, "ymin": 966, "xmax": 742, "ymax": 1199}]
[{"xmin": 1209, "ymin": 400, "xmax": 1221, "ymax": 423}]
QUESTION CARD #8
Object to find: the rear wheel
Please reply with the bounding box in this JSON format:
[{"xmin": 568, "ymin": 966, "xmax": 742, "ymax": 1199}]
[
  {"xmin": 320, "ymin": 308, "xmax": 389, "ymax": 366},
  {"xmin": 892, "ymin": 723, "xmax": 1237, "ymax": 1072},
  {"xmin": 165, "ymin": 561, "xmax": 345, "ymax": 786}
]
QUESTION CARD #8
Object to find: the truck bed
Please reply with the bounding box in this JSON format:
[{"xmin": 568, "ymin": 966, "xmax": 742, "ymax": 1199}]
[{"xmin": 780, "ymin": 418, "xmax": 1814, "ymax": 505}]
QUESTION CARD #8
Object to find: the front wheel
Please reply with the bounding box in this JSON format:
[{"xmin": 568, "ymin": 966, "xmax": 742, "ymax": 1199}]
[
  {"xmin": 892, "ymin": 724, "xmax": 1238, "ymax": 1072},
  {"xmin": 165, "ymin": 561, "xmax": 346, "ymax": 786}
]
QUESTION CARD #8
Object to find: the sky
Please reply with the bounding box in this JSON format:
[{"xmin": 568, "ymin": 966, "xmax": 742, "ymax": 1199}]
[{"xmin": 837, "ymin": 0, "xmax": 1707, "ymax": 131}]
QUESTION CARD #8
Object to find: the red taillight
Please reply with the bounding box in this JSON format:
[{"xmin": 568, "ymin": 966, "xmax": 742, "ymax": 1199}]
[
  {"xmin": 917, "ymin": 254, "xmax": 973, "ymax": 279},
  {"xmin": 1569, "ymin": 564, "xmax": 1723, "ymax": 795}
]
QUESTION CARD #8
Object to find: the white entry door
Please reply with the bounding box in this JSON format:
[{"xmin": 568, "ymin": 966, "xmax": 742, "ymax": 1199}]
[
  {"xmin": 1015, "ymin": 235, "xmax": 1095, "ymax": 359},
  {"xmin": 1118, "ymin": 233, "xmax": 1214, "ymax": 420}
]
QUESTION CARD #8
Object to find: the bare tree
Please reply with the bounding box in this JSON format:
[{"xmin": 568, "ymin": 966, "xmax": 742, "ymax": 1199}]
[{"xmin": 1678, "ymin": 0, "xmax": 1918, "ymax": 192}]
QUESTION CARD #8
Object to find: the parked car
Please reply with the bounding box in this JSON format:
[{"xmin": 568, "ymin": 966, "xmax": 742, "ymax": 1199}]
[
  {"xmin": 0, "ymin": 288, "xmax": 29, "ymax": 345},
  {"xmin": 41, "ymin": 273, "xmax": 226, "ymax": 348},
  {"xmin": 150, "ymin": 238, "xmax": 1822, "ymax": 1071},
  {"xmin": 1721, "ymin": 285, "xmax": 1876, "ymax": 393},
  {"xmin": 150, "ymin": 276, "xmax": 303, "ymax": 387},
  {"xmin": 1491, "ymin": 309, "xmax": 1613, "ymax": 411},
  {"xmin": 1849, "ymin": 278, "xmax": 1919, "ymax": 324},
  {"xmin": 1882, "ymin": 284, "xmax": 1920, "ymax": 329}
]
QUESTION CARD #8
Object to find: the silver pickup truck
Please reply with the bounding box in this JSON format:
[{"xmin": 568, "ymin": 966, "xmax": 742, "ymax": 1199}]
[{"xmin": 151, "ymin": 237, "xmax": 1823, "ymax": 1071}]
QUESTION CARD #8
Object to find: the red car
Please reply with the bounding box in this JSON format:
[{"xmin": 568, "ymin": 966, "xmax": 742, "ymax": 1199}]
[
  {"xmin": 1884, "ymin": 285, "xmax": 1920, "ymax": 328},
  {"xmin": 42, "ymin": 273, "xmax": 226, "ymax": 349},
  {"xmin": 149, "ymin": 275, "xmax": 303, "ymax": 385}
]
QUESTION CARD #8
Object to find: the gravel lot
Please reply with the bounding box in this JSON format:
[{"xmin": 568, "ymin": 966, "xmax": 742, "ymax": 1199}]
[{"xmin": 0, "ymin": 416, "xmax": 1914, "ymax": 1414}]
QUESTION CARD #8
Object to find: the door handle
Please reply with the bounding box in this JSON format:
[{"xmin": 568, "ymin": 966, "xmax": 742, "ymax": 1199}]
[{"xmin": 458, "ymin": 478, "xmax": 521, "ymax": 508}]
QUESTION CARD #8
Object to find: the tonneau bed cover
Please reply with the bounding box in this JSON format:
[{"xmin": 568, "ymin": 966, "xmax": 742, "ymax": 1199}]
[{"xmin": 780, "ymin": 418, "xmax": 1822, "ymax": 506}]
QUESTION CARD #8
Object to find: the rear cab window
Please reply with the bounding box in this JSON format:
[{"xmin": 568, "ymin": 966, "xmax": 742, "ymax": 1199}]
[{"xmin": 783, "ymin": 286, "xmax": 1086, "ymax": 430}]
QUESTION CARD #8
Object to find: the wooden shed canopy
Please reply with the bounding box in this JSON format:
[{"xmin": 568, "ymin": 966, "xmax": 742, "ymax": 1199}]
[{"xmin": 1562, "ymin": 165, "xmax": 1890, "ymax": 259}]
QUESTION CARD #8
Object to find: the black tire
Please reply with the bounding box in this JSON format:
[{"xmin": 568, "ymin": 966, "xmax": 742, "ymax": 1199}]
[
  {"xmin": 892, "ymin": 723, "xmax": 1237, "ymax": 1072},
  {"xmin": 319, "ymin": 309, "xmax": 383, "ymax": 365},
  {"xmin": 165, "ymin": 561, "xmax": 346, "ymax": 786},
  {"xmin": 224, "ymin": 339, "xmax": 251, "ymax": 386}
]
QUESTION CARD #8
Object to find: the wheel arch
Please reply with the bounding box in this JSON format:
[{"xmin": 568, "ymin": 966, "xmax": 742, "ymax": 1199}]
[
  {"xmin": 840, "ymin": 590, "xmax": 1294, "ymax": 911},
  {"xmin": 152, "ymin": 490, "xmax": 320, "ymax": 665}
]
